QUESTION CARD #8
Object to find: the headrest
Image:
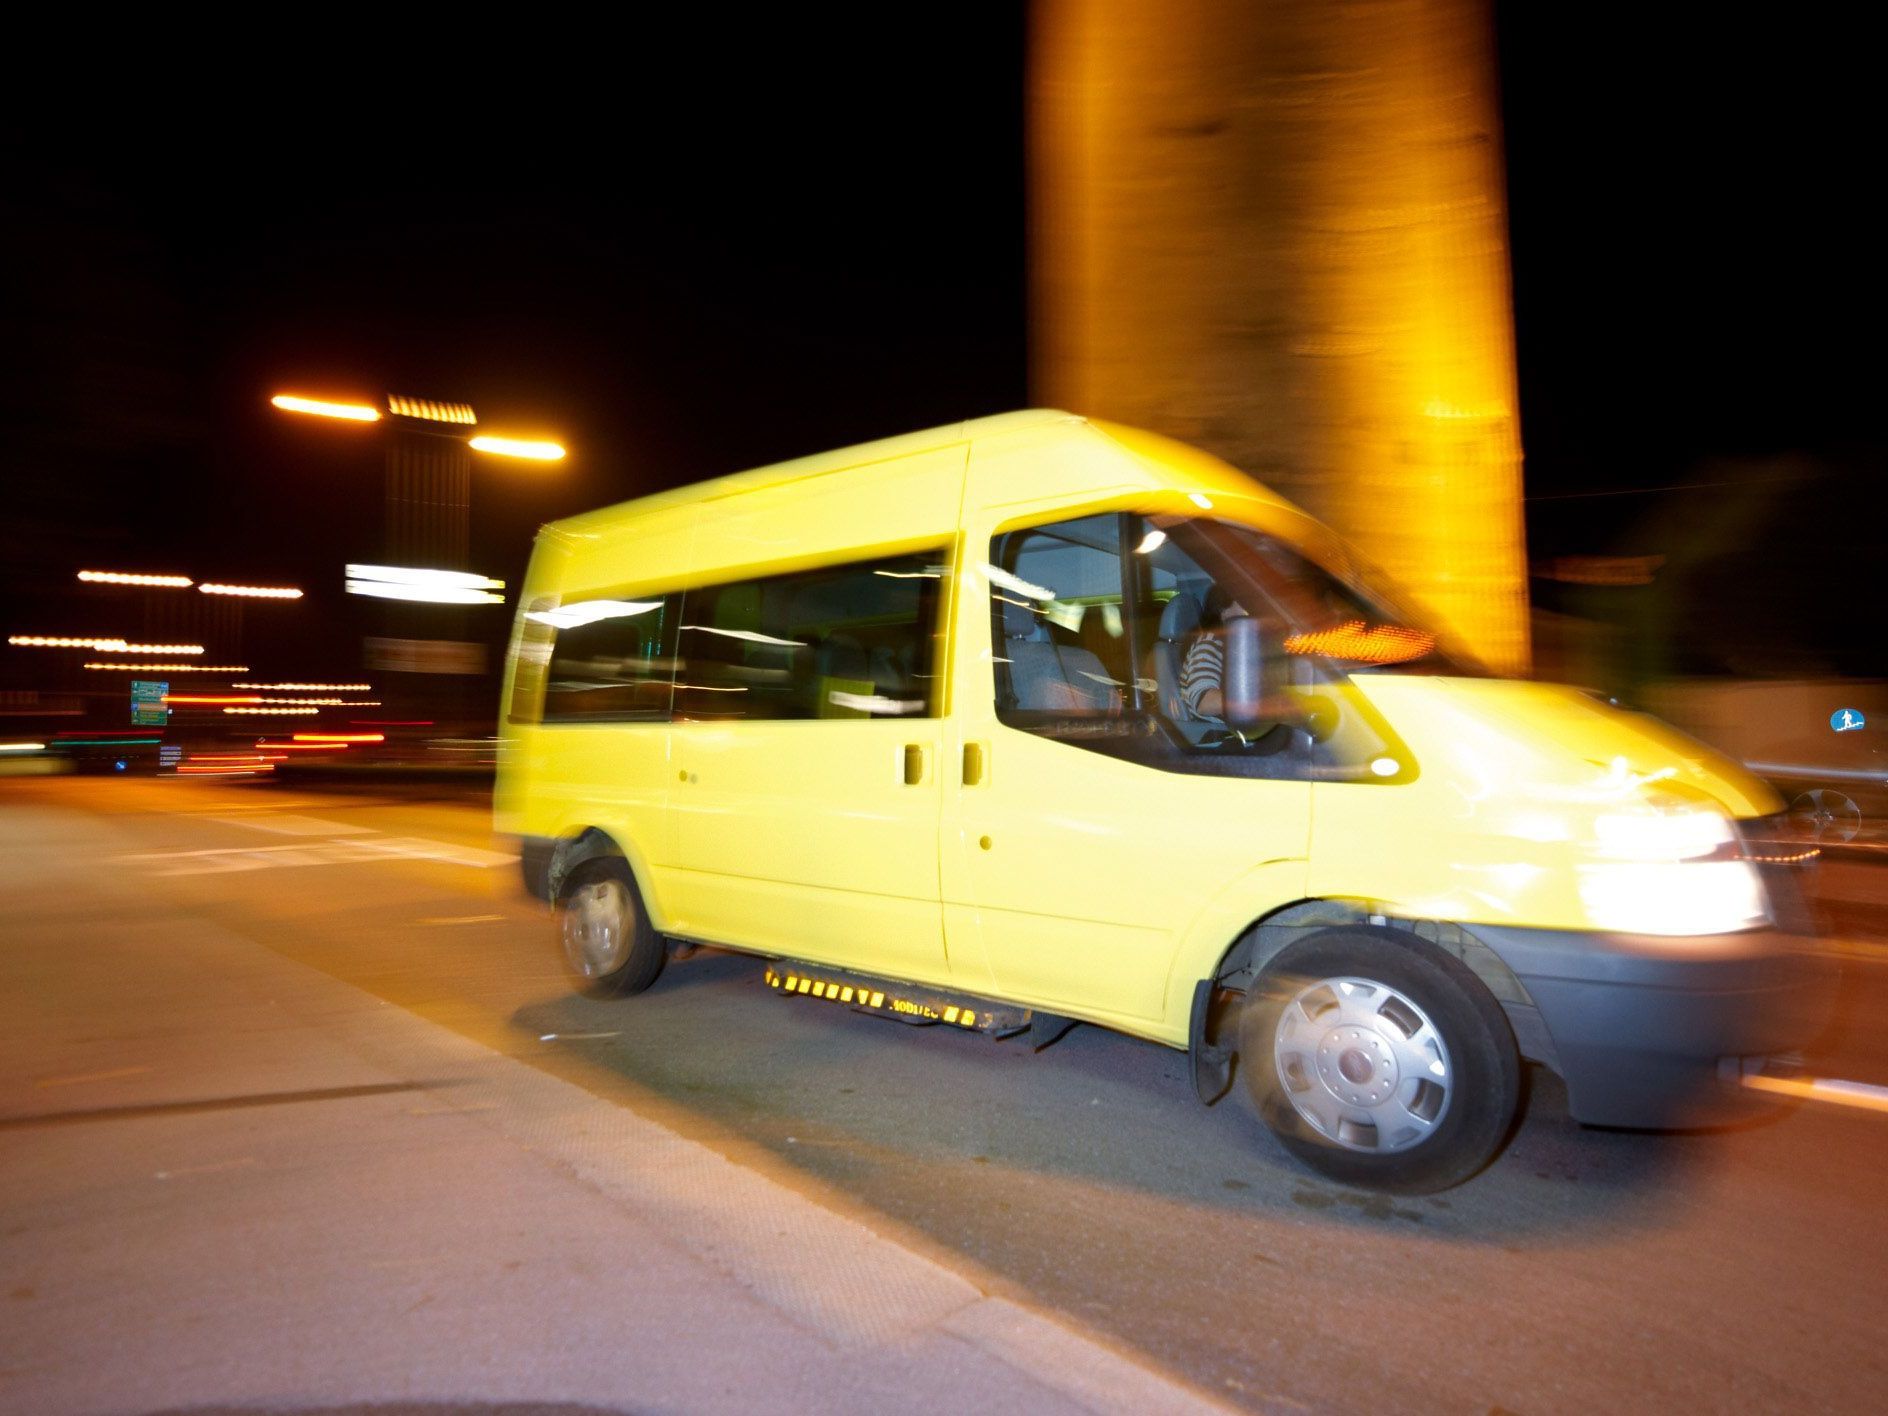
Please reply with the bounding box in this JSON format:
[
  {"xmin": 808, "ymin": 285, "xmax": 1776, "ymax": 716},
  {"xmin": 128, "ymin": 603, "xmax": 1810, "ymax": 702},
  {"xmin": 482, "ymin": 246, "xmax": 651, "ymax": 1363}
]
[
  {"xmin": 1158, "ymin": 591, "xmax": 1204, "ymax": 641},
  {"xmin": 1001, "ymin": 596, "xmax": 1041, "ymax": 641}
]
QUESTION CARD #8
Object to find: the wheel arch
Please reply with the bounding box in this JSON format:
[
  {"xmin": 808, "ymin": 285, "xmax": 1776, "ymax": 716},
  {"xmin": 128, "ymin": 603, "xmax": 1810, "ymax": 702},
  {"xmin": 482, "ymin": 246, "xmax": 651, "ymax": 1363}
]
[
  {"xmin": 547, "ymin": 826, "xmax": 667, "ymax": 928},
  {"xmin": 1185, "ymin": 898, "xmax": 1539, "ymax": 1063}
]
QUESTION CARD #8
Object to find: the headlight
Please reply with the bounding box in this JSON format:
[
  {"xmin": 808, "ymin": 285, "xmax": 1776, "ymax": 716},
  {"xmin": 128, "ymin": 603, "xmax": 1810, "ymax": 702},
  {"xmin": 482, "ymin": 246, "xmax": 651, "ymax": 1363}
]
[
  {"xmin": 1592, "ymin": 808, "xmax": 1735, "ymax": 862},
  {"xmin": 1578, "ymin": 806, "xmax": 1769, "ymax": 935}
]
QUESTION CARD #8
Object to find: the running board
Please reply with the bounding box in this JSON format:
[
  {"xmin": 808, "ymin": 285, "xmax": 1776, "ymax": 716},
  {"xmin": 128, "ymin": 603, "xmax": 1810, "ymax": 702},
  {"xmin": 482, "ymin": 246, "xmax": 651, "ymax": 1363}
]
[{"xmin": 763, "ymin": 963, "xmax": 1031, "ymax": 1037}]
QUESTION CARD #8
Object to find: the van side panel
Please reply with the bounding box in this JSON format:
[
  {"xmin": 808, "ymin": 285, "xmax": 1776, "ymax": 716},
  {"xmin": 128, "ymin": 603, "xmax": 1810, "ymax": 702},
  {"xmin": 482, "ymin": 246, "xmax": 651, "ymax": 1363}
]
[
  {"xmin": 497, "ymin": 505, "xmax": 697, "ymax": 929},
  {"xmin": 661, "ymin": 445, "xmax": 967, "ymax": 979},
  {"xmin": 937, "ymin": 425, "xmax": 1313, "ymax": 1041}
]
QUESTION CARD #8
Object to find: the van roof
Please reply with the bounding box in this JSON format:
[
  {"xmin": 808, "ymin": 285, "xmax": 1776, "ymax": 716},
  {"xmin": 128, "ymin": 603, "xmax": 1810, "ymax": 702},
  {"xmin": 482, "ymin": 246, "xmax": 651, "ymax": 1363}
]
[{"xmin": 547, "ymin": 409, "xmax": 1087, "ymax": 538}]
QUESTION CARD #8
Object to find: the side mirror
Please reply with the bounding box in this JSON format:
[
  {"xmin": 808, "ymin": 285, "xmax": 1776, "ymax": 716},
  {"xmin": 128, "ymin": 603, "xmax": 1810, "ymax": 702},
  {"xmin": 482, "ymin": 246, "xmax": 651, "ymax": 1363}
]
[{"xmin": 1221, "ymin": 616, "xmax": 1268, "ymax": 733}]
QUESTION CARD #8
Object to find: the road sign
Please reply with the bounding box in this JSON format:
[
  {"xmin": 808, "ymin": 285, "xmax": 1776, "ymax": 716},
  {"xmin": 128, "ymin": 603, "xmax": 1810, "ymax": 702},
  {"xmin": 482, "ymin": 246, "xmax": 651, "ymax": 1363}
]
[
  {"xmin": 131, "ymin": 680, "xmax": 169, "ymax": 727},
  {"xmin": 1831, "ymin": 708, "xmax": 1866, "ymax": 733}
]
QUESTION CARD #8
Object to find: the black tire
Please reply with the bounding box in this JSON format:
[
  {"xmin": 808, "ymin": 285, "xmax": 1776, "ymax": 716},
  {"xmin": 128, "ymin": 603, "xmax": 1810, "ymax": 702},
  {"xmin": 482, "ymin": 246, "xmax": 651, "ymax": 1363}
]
[
  {"xmin": 1240, "ymin": 925, "xmax": 1521, "ymax": 1194},
  {"xmin": 556, "ymin": 857, "xmax": 664, "ymax": 999}
]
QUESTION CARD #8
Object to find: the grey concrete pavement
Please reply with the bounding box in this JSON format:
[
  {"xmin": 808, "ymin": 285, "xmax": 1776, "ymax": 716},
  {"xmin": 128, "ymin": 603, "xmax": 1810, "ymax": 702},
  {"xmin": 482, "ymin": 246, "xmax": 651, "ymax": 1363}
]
[
  {"xmin": 0, "ymin": 783, "xmax": 1231, "ymax": 1416},
  {"xmin": 9, "ymin": 776, "xmax": 1888, "ymax": 1413}
]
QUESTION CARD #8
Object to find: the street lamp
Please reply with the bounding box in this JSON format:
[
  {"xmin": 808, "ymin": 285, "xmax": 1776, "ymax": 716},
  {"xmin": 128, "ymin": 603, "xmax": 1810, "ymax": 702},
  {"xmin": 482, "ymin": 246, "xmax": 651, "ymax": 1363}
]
[
  {"xmin": 468, "ymin": 435, "xmax": 566, "ymax": 461},
  {"xmin": 271, "ymin": 387, "xmax": 565, "ymax": 724},
  {"xmin": 270, "ymin": 389, "xmax": 566, "ymax": 566},
  {"xmin": 269, "ymin": 394, "xmax": 381, "ymax": 422}
]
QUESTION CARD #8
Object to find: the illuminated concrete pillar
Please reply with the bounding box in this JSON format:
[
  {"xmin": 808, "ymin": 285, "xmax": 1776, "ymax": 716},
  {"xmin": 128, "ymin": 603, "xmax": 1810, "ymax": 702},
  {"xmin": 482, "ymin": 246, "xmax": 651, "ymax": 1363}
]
[
  {"xmin": 385, "ymin": 433, "xmax": 471, "ymax": 570},
  {"xmin": 1032, "ymin": 0, "xmax": 1530, "ymax": 672}
]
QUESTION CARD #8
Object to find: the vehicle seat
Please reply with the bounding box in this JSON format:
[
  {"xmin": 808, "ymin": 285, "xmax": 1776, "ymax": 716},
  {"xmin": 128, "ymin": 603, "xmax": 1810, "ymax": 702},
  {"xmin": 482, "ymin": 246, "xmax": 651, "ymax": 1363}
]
[
  {"xmin": 1151, "ymin": 592, "xmax": 1204, "ymax": 721},
  {"xmin": 1002, "ymin": 598, "xmax": 1121, "ymax": 713},
  {"xmin": 816, "ymin": 633, "xmax": 870, "ymax": 683}
]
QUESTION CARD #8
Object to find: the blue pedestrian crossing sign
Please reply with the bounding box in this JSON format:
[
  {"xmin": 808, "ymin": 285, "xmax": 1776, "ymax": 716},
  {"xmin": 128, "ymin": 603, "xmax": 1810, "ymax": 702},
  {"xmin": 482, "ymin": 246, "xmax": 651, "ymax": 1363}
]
[{"xmin": 1831, "ymin": 707, "xmax": 1865, "ymax": 733}]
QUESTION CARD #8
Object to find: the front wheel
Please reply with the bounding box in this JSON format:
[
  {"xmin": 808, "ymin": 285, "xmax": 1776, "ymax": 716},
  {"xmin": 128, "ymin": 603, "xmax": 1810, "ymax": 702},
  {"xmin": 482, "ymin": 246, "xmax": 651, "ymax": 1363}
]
[
  {"xmin": 1790, "ymin": 788, "xmax": 1862, "ymax": 845},
  {"xmin": 557, "ymin": 857, "xmax": 664, "ymax": 999},
  {"xmin": 1241, "ymin": 926, "xmax": 1521, "ymax": 1194}
]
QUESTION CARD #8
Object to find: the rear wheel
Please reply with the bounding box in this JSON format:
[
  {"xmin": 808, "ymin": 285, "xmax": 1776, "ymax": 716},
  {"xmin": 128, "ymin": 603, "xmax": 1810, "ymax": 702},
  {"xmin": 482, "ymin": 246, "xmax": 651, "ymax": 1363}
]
[
  {"xmin": 557, "ymin": 857, "xmax": 664, "ymax": 998},
  {"xmin": 1241, "ymin": 926, "xmax": 1520, "ymax": 1194}
]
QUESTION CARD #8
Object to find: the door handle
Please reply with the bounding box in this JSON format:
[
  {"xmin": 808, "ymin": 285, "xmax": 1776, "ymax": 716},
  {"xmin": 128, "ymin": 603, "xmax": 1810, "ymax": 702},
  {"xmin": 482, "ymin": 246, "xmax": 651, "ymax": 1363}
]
[
  {"xmin": 962, "ymin": 741, "xmax": 986, "ymax": 787},
  {"xmin": 903, "ymin": 743, "xmax": 924, "ymax": 785}
]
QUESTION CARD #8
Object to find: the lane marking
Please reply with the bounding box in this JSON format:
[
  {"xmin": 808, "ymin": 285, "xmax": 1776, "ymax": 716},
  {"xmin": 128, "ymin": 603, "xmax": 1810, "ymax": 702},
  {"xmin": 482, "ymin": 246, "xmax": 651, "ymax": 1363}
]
[
  {"xmin": 1817, "ymin": 937, "xmax": 1888, "ymax": 965},
  {"xmin": 1743, "ymin": 1073, "xmax": 1888, "ymax": 1115},
  {"xmin": 114, "ymin": 835, "xmax": 514, "ymax": 876},
  {"xmin": 206, "ymin": 813, "xmax": 371, "ymax": 837},
  {"xmin": 354, "ymin": 836, "xmax": 514, "ymax": 869}
]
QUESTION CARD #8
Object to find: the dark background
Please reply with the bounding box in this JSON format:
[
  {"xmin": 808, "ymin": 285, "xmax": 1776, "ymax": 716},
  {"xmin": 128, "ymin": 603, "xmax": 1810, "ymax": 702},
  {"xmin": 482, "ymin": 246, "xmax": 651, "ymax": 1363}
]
[{"xmin": 1, "ymin": 9, "xmax": 1878, "ymax": 696}]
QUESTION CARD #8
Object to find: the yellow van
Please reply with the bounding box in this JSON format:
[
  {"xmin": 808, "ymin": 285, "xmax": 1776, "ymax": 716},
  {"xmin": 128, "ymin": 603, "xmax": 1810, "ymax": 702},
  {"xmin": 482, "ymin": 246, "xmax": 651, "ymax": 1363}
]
[{"xmin": 496, "ymin": 410, "xmax": 1832, "ymax": 1192}]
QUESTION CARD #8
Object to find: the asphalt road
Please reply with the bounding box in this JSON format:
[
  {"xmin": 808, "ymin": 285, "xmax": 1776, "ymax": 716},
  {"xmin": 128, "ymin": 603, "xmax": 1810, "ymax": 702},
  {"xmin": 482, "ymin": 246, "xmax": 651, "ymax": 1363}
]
[{"xmin": 8, "ymin": 774, "xmax": 1888, "ymax": 1413}]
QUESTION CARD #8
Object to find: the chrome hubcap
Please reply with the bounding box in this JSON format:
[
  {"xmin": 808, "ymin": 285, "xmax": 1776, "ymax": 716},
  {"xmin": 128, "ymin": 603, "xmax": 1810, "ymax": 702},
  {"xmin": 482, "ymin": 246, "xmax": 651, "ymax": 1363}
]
[
  {"xmin": 1273, "ymin": 975, "xmax": 1452, "ymax": 1153},
  {"xmin": 562, "ymin": 877, "xmax": 632, "ymax": 977},
  {"xmin": 1790, "ymin": 789, "xmax": 1862, "ymax": 844}
]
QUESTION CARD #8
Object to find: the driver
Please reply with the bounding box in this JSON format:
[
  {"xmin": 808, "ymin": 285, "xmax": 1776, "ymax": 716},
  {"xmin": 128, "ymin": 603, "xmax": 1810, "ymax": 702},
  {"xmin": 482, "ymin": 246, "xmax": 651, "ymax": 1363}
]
[{"xmin": 1179, "ymin": 587, "xmax": 1251, "ymax": 725}]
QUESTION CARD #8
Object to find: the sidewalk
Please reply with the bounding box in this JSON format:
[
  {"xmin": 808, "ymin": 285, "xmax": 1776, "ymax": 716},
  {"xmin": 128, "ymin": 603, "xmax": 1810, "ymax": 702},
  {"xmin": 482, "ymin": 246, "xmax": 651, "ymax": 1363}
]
[{"xmin": 0, "ymin": 802, "xmax": 1229, "ymax": 1416}]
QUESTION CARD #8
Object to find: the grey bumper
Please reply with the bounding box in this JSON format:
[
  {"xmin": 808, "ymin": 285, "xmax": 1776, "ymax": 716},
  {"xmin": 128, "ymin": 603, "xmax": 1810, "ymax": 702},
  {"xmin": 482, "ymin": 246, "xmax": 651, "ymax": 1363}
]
[{"xmin": 1472, "ymin": 924, "xmax": 1840, "ymax": 1128}]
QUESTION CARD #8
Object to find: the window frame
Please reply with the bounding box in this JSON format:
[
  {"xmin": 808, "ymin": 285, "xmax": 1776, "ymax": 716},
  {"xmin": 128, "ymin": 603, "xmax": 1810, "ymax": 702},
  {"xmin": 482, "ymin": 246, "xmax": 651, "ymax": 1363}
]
[
  {"xmin": 521, "ymin": 545, "xmax": 955, "ymax": 729},
  {"xmin": 982, "ymin": 506, "xmax": 1407, "ymax": 781},
  {"xmin": 533, "ymin": 591, "xmax": 683, "ymax": 727},
  {"xmin": 671, "ymin": 547, "xmax": 952, "ymax": 724}
]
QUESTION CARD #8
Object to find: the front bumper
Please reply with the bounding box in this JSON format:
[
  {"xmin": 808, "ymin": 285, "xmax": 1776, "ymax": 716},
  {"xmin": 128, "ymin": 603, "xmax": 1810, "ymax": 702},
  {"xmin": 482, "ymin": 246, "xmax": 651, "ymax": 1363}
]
[{"xmin": 1473, "ymin": 923, "xmax": 1840, "ymax": 1128}]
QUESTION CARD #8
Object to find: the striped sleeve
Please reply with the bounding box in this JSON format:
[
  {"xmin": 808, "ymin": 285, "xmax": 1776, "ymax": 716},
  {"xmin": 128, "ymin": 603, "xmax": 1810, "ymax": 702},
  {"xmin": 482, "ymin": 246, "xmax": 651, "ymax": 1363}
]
[{"xmin": 1179, "ymin": 634, "xmax": 1223, "ymax": 718}]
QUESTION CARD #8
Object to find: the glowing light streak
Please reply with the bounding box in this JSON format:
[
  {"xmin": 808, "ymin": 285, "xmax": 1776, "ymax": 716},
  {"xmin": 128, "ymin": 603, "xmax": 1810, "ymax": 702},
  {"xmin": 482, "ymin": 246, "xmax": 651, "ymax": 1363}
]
[
  {"xmin": 77, "ymin": 571, "xmax": 193, "ymax": 588},
  {"xmin": 11, "ymin": 634, "xmax": 207, "ymax": 657},
  {"xmin": 1283, "ymin": 620, "xmax": 1435, "ymax": 665},
  {"xmin": 525, "ymin": 600, "xmax": 661, "ymax": 629},
  {"xmin": 85, "ymin": 663, "xmax": 248, "ymax": 673},
  {"xmin": 199, "ymin": 583, "xmax": 304, "ymax": 599},
  {"xmin": 1741, "ymin": 1073, "xmax": 1888, "ymax": 1116},
  {"xmin": 345, "ymin": 564, "xmax": 505, "ymax": 605},
  {"xmin": 388, "ymin": 394, "xmax": 477, "ymax": 425},
  {"xmin": 293, "ymin": 732, "xmax": 384, "ymax": 743},
  {"xmin": 975, "ymin": 563, "xmax": 1056, "ymax": 602},
  {"xmin": 167, "ymin": 695, "xmax": 379, "ymax": 707},
  {"xmin": 233, "ymin": 682, "xmax": 370, "ymax": 691},
  {"xmin": 468, "ymin": 434, "xmax": 565, "ymax": 461},
  {"xmin": 681, "ymin": 625, "xmax": 806, "ymax": 649},
  {"xmin": 271, "ymin": 394, "xmax": 380, "ymax": 422},
  {"xmin": 12, "ymin": 636, "xmax": 126, "ymax": 650}
]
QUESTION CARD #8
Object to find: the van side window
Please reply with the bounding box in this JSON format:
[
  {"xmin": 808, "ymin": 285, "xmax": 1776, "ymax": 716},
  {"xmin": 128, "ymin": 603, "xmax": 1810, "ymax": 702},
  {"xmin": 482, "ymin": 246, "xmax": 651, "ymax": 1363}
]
[
  {"xmin": 673, "ymin": 551, "xmax": 946, "ymax": 722},
  {"xmin": 988, "ymin": 513, "xmax": 1132, "ymax": 719},
  {"xmin": 539, "ymin": 596, "xmax": 679, "ymax": 723},
  {"xmin": 987, "ymin": 512, "xmax": 1318, "ymax": 778},
  {"xmin": 506, "ymin": 599, "xmax": 557, "ymax": 725}
]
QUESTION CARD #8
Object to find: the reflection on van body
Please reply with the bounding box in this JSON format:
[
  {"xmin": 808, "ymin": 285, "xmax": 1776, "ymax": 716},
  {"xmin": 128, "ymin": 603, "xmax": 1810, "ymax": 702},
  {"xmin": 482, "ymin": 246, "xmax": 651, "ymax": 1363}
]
[{"xmin": 496, "ymin": 411, "xmax": 1833, "ymax": 1193}]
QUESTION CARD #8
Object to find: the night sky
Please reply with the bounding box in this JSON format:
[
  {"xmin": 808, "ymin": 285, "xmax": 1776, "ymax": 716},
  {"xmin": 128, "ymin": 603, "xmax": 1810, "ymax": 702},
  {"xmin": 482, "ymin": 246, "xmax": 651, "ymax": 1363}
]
[{"xmin": 2, "ymin": 10, "xmax": 1878, "ymax": 698}]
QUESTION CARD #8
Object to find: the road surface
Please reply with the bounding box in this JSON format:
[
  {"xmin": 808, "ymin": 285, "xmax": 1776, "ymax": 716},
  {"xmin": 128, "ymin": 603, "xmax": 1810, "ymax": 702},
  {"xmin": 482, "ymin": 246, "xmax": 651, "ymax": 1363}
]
[{"xmin": 5, "ymin": 775, "xmax": 1887, "ymax": 1414}]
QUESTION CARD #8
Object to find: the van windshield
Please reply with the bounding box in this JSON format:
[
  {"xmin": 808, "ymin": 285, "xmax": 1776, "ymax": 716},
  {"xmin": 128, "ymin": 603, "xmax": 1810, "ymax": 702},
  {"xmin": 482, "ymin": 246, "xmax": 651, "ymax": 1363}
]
[{"xmin": 1149, "ymin": 515, "xmax": 1482, "ymax": 677}]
